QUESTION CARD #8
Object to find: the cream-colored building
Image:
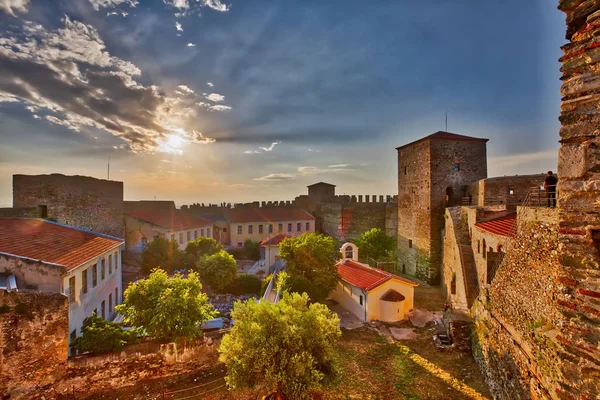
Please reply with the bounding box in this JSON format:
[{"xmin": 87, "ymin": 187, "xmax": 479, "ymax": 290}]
[
  {"xmin": 330, "ymin": 243, "xmax": 418, "ymax": 322},
  {"xmin": 0, "ymin": 218, "xmax": 124, "ymax": 346},
  {"xmin": 124, "ymin": 209, "xmax": 213, "ymax": 252},
  {"xmin": 227, "ymin": 207, "xmax": 315, "ymax": 247},
  {"xmin": 260, "ymin": 233, "xmax": 291, "ymax": 270}
]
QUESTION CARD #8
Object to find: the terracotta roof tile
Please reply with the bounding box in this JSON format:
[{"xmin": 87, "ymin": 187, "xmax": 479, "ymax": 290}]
[
  {"xmin": 226, "ymin": 207, "xmax": 315, "ymax": 223},
  {"xmin": 126, "ymin": 209, "xmax": 212, "ymax": 230},
  {"xmin": 261, "ymin": 234, "xmax": 292, "ymax": 246},
  {"xmin": 337, "ymin": 260, "xmax": 418, "ymax": 291},
  {"xmin": 474, "ymin": 212, "xmax": 517, "ymax": 237},
  {"xmin": 0, "ymin": 218, "xmax": 123, "ymax": 271}
]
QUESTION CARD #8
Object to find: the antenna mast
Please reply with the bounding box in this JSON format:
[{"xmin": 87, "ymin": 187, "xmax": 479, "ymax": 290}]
[
  {"xmin": 107, "ymin": 156, "xmax": 111, "ymax": 180},
  {"xmin": 445, "ymin": 112, "xmax": 448, "ymax": 131}
]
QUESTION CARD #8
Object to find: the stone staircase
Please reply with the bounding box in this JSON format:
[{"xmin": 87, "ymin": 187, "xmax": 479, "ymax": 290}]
[{"xmin": 459, "ymin": 244, "xmax": 478, "ymax": 308}]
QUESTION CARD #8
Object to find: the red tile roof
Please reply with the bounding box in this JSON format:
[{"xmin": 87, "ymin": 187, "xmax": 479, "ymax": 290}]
[
  {"xmin": 0, "ymin": 218, "xmax": 123, "ymax": 271},
  {"xmin": 226, "ymin": 207, "xmax": 315, "ymax": 223},
  {"xmin": 474, "ymin": 212, "xmax": 517, "ymax": 237},
  {"xmin": 396, "ymin": 131, "xmax": 489, "ymax": 150},
  {"xmin": 337, "ymin": 260, "xmax": 418, "ymax": 291},
  {"xmin": 261, "ymin": 234, "xmax": 291, "ymax": 246},
  {"xmin": 126, "ymin": 209, "xmax": 212, "ymax": 230}
]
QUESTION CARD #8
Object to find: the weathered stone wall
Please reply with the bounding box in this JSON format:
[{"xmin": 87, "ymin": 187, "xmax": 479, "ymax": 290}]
[
  {"xmin": 0, "ymin": 290, "xmax": 69, "ymax": 398},
  {"xmin": 466, "ymin": 174, "xmax": 546, "ymax": 208},
  {"xmin": 443, "ymin": 207, "xmax": 469, "ymax": 308},
  {"xmin": 0, "ymin": 206, "xmax": 45, "ymax": 218},
  {"xmin": 13, "ymin": 174, "xmax": 124, "ymax": 238},
  {"xmin": 472, "ymin": 210, "xmax": 563, "ymax": 400},
  {"xmin": 319, "ymin": 202, "xmax": 397, "ymax": 243},
  {"xmin": 554, "ymin": 1, "xmax": 600, "ymax": 398},
  {"xmin": 0, "ymin": 253, "xmax": 65, "ymax": 292}
]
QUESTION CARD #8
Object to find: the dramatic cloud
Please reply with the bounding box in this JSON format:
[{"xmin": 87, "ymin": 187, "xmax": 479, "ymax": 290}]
[
  {"xmin": 254, "ymin": 173, "xmax": 295, "ymax": 181},
  {"xmin": 176, "ymin": 84, "xmax": 194, "ymax": 95},
  {"xmin": 206, "ymin": 82, "xmax": 214, "ymax": 87},
  {"xmin": 259, "ymin": 141, "xmax": 281, "ymax": 152},
  {"xmin": 187, "ymin": 42, "xmax": 196, "ymax": 47},
  {"xmin": 0, "ymin": 0, "xmax": 30, "ymax": 16},
  {"xmin": 197, "ymin": 102, "xmax": 232, "ymax": 112},
  {"xmin": 89, "ymin": 0, "xmax": 137, "ymax": 10},
  {"xmin": 205, "ymin": 93, "xmax": 225, "ymax": 102},
  {"xmin": 0, "ymin": 17, "xmax": 215, "ymax": 152},
  {"xmin": 175, "ymin": 21, "xmax": 183, "ymax": 32}
]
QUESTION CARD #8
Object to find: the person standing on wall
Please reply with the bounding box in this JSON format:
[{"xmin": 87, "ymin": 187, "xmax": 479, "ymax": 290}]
[{"xmin": 544, "ymin": 171, "xmax": 558, "ymax": 207}]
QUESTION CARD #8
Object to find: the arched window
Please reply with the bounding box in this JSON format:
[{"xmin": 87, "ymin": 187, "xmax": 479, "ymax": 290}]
[
  {"xmin": 482, "ymin": 239, "xmax": 487, "ymax": 259},
  {"xmin": 345, "ymin": 247, "xmax": 354, "ymax": 259}
]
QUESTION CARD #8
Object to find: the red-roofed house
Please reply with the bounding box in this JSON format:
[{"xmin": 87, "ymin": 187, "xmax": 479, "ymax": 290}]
[
  {"xmin": 227, "ymin": 207, "xmax": 315, "ymax": 247},
  {"xmin": 260, "ymin": 234, "xmax": 291, "ymax": 270},
  {"xmin": 330, "ymin": 243, "xmax": 418, "ymax": 322},
  {"xmin": 0, "ymin": 218, "xmax": 124, "ymax": 344},
  {"xmin": 124, "ymin": 209, "xmax": 214, "ymax": 252}
]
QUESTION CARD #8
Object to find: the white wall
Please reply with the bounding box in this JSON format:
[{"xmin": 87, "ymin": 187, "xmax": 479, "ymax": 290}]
[
  {"xmin": 330, "ymin": 281, "xmax": 367, "ymax": 321},
  {"xmin": 263, "ymin": 244, "xmax": 281, "ymax": 268},
  {"xmin": 62, "ymin": 244, "xmax": 124, "ymax": 339},
  {"xmin": 229, "ymin": 220, "xmax": 314, "ymax": 247}
]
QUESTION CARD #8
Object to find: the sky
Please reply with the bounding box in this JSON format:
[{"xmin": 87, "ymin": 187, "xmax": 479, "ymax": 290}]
[{"xmin": 0, "ymin": 0, "xmax": 566, "ymax": 207}]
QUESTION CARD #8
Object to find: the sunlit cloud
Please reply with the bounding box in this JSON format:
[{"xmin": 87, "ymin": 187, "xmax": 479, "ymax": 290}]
[
  {"xmin": 207, "ymin": 82, "xmax": 214, "ymax": 87},
  {"xmin": 89, "ymin": 0, "xmax": 137, "ymax": 10},
  {"xmin": 254, "ymin": 173, "xmax": 295, "ymax": 181},
  {"xmin": 260, "ymin": 141, "xmax": 281, "ymax": 152},
  {"xmin": 175, "ymin": 21, "xmax": 183, "ymax": 32},
  {"xmin": 0, "ymin": 0, "xmax": 30, "ymax": 16},
  {"xmin": 187, "ymin": 42, "xmax": 196, "ymax": 47},
  {"xmin": 205, "ymin": 93, "xmax": 225, "ymax": 102},
  {"xmin": 176, "ymin": 84, "xmax": 194, "ymax": 95}
]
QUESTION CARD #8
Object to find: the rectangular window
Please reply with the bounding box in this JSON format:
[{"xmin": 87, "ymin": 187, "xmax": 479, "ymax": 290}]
[
  {"xmin": 194, "ymin": 230, "xmax": 198, "ymax": 239},
  {"xmin": 108, "ymin": 254, "xmax": 112, "ymax": 275},
  {"xmin": 114, "ymin": 252, "xmax": 118, "ymax": 270},
  {"xmin": 258, "ymin": 225, "xmax": 263, "ymax": 234},
  {"xmin": 92, "ymin": 264, "xmax": 97, "ymax": 287},
  {"xmin": 207, "ymin": 228, "xmax": 211, "ymax": 237},
  {"xmin": 408, "ymin": 239, "xmax": 413, "ymax": 249},
  {"xmin": 359, "ymin": 295, "xmax": 363, "ymax": 306},
  {"xmin": 453, "ymin": 163, "xmax": 460, "ymax": 172},
  {"xmin": 109, "ymin": 293, "xmax": 112, "ymax": 315},
  {"xmin": 248, "ymin": 225, "xmax": 253, "ymax": 234},
  {"xmin": 297, "ymin": 223, "xmax": 301, "ymax": 232},
  {"xmin": 508, "ymin": 188, "xmax": 514, "ymax": 195},
  {"xmin": 237, "ymin": 225, "xmax": 242, "ymax": 234},
  {"xmin": 115, "ymin": 287, "xmax": 118, "ymax": 306},
  {"xmin": 82, "ymin": 269, "xmax": 88, "ymax": 294},
  {"xmin": 201, "ymin": 228, "xmax": 204, "ymax": 236},
  {"xmin": 101, "ymin": 301, "xmax": 106, "ymax": 319},
  {"xmin": 223, "ymin": 228, "xmax": 227, "ymax": 233},
  {"xmin": 268, "ymin": 224, "xmax": 273, "ymax": 234},
  {"xmin": 187, "ymin": 231, "xmax": 191, "ymax": 242},
  {"xmin": 68, "ymin": 276, "xmax": 76, "ymax": 303},
  {"xmin": 101, "ymin": 259, "xmax": 106, "ymax": 280},
  {"xmin": 404, "ymin": 166, "xmax": 407, "ymax": 175},
  {"xmin": 278, "ymin": 224, "xmax": 283, "ymax": 233},
  {"xmin": 179, "ymin": 233, "xmax": 183, "ymax": 244},
  {"xmin": 288, "ymin": 223, "xmax": 292, "ymax": 232},
  {"xmin": 171, "ymin": 234, "xmax": 175, "ymax": 241},
  {"xmin": 306, "ymin": 222, "xmax": 310, "ymax": 231}
]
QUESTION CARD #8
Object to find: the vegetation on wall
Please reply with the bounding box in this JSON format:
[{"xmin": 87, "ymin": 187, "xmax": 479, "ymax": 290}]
[
  {"xmin": 278, "ymin": 233, "xmax": 341, "ymax": 303},
  {"xmin": 218, "ymin": 291, "xmax": 341, "ymax": 399},
  {"xmin": 116, "ymin": 269, "xmax": 215, "ymax": 340}
]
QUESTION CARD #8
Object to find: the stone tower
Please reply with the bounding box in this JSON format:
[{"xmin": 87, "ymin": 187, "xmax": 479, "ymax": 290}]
[{"xmin": 396, "ymin": 131, "xmax": 488, "ymax": 284}]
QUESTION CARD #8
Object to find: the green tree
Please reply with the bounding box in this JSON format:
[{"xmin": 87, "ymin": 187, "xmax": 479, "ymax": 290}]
[
  {"xmin": 184, "ymin": 237, "xmax": 224, "ymax": 267},
  {"xmin": 225, "ymin": 273, "xmax": 262, "ymax": 295},
  {"xmin": 115, "ymin": 269, "xmax": 215, "ymax": 340},
  {"xmin": 196, "ymin": 250, "xmax": 238, "ymax": 292},
  {"xmin": 243, "ymin": 239, "xmax": 260, "ymax": 260},
  {"xmin": 355, "ymin": 228, "xmax": 396, "ymax": 262},
  {"xmin": 278, "ymin": 233, "xmax": 341, "ymax": 303},
  {"xmin": 141, "ymin": 237, "xmax": 184, "ymax": 274},
  {"xmin": 219, "ymin": 292, "xmax": 341, "ymax": 399},
  {"xmin": 73, "ymin": 313, "xmax": 137, "ymax": 354}
]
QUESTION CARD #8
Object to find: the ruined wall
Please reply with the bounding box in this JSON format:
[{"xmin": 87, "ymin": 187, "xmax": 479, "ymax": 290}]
[
  {"xmin": 443, "ymin": 207, "xmax": 469, "ymax": 309},
  {"xmin": 320, "ymin": 201, "xmax": 397, "ymax": 243},
  {"xmin": 472, "ymin": 209, "xmax": 563, "ymax": 400},
  {"xmin": 0, "ymin": 290, "xmax": 69, "ymax": 398},
  {"xmin": 466, "ymin": 174, "xmax": 546, "ymax": 208},
  {"xmin": 0, "ymin": 253, "xmax": 64, "ymax": 292},
  {"xmin": 13, "ymin": 174, "xmax": 124, "ymax": 238},
  {"xmin": 553, "ymin": 1, "xmax": 600, "ymax": 398}
]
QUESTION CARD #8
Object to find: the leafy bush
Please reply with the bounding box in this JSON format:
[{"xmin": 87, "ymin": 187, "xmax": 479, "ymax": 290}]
[
  {"xmin": 225, "ymin": 274, "xmax": 262, "ymax": 295},
  {"xmin": 73, "ymin": 313, "xmax": 137, "ymax": 355},
  {"xmin": 355, "ymin": 228, "xmax": 396, "ymax": 262},
  {"xmin": 196, "ymin": 250, "xmax": 238, "ymax": 292},
  {"xmin": 243, "ymin": 239, "xmax": 260, "ymax": 261},
  {"xmin": 141, "ymin": 237, "xmax": 185, "ymax": 274},
  {"xmin": 227, "ymin": 246, "xmax": 246, "ymax": 260},
  {"xmin": 184, "ymin": 237, "xmax": 224, "ymax": 267}
]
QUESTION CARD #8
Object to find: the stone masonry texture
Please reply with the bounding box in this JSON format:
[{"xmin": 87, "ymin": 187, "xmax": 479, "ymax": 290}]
[{"xmin": 13, "ymin": 173, "xmax": 124, "ymax": 238}]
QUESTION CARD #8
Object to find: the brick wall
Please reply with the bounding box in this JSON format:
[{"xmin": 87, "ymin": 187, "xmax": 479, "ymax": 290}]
[
  {"xmin": 0, "ymin": 206, "xmax": 44, "ymax": 218},
  {"xmin": 13, "ymin": 174, "xmax": 124, "ymax": 238},
  {"xmin": 466, "ymin": 174, "xmax": 547, "ymax": 208},
  {"xmin": 0, "ymin": 290, "xmax": 69, "ymax": 398},
  {"xmin": 319, "ymin": 202, "xmax": 397, "ymax": 243}
]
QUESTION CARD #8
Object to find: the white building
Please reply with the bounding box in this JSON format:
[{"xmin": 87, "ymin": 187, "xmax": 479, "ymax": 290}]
[
  {"xmin": 330, "ymin": 243, "xmax": 419, "ymax": 322},
  {"xmin": 0, "ymin": 218, "xmax": 124, "ymax": 344}
]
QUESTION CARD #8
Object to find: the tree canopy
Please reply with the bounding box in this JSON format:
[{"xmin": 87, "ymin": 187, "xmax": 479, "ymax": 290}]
[
  {"xmin": 196, "ymin": 250, "xmax": 238, "ymax": 292},
  {"xmin": 355, "ymin": 228, "xmax": 396, "ymax": 262},
  {"xmin": 278, "ymin": 233, "xmax": 341, "ymax": 303},
  {"xmin": 184, "ymin": 237, "xmax": 224, "ymax": 267},
  {"xmin": 73, "ymin": 313, "xmax": 137, "ymax": 354},
  {"xmin": 115, "ymin": 269, "xmax": 215, "ymax": 340},
  {"xmin": 141, "ymin": 237, "xmax": 184, "ymax": 274},
  {"xmin": 243, "ymin": 239, "xmax": 261, "ymax": 261},
  {"xmin": 218, "ymin": 292, "xmax": 341, "ymax": 399}
]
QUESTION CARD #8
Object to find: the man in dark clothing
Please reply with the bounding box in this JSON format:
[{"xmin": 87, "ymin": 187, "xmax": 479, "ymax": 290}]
[{"xmin": 544, "ymin": 171, "xmax": 558, "ymax": 207}]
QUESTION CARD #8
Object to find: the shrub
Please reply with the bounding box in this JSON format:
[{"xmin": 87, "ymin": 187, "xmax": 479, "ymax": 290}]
[
  {"xmin": 243, "ymin": 239, "xmax": 260, "ymax": 261},
  {"xmin": 73, "ymin": 313, "xmax": 137, "ymax": 355},
  {"xmin": 225, "ymin": 274, "xmax": 262, "ymax": 295},
  {"xmin": 196, "ymin": 250, "xmax": 238, "ymax": 292}
]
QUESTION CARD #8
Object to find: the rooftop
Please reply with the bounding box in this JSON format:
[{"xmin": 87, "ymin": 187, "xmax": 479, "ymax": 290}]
[
  {"xmin": 226, "ymin": 207, "xmax": 315, "ymax": 223},
  {"xmin": 308, "ymin": 182, "xmax": 336, "ymax": 187},
  {"xmin": 337, "ymin": 259, "xmax": 418, "ymax": 291},
  {"xmin": 126, "ymin": 209, "xmax": 212, "ymax": 230},
  {"xmin": 474, "ymin": 212, "xmax": 517, "ymax": 237},
  {"xmin": 261, "ymin": 233, "xmax": 292, "ymax": 246},
  {"xmin": 0, "ymin": 218, "xmax": 123, "ymax": 271},
  {"xmin": 396, "ymin": 131, "xmax": 489, "ymax": 150}
]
